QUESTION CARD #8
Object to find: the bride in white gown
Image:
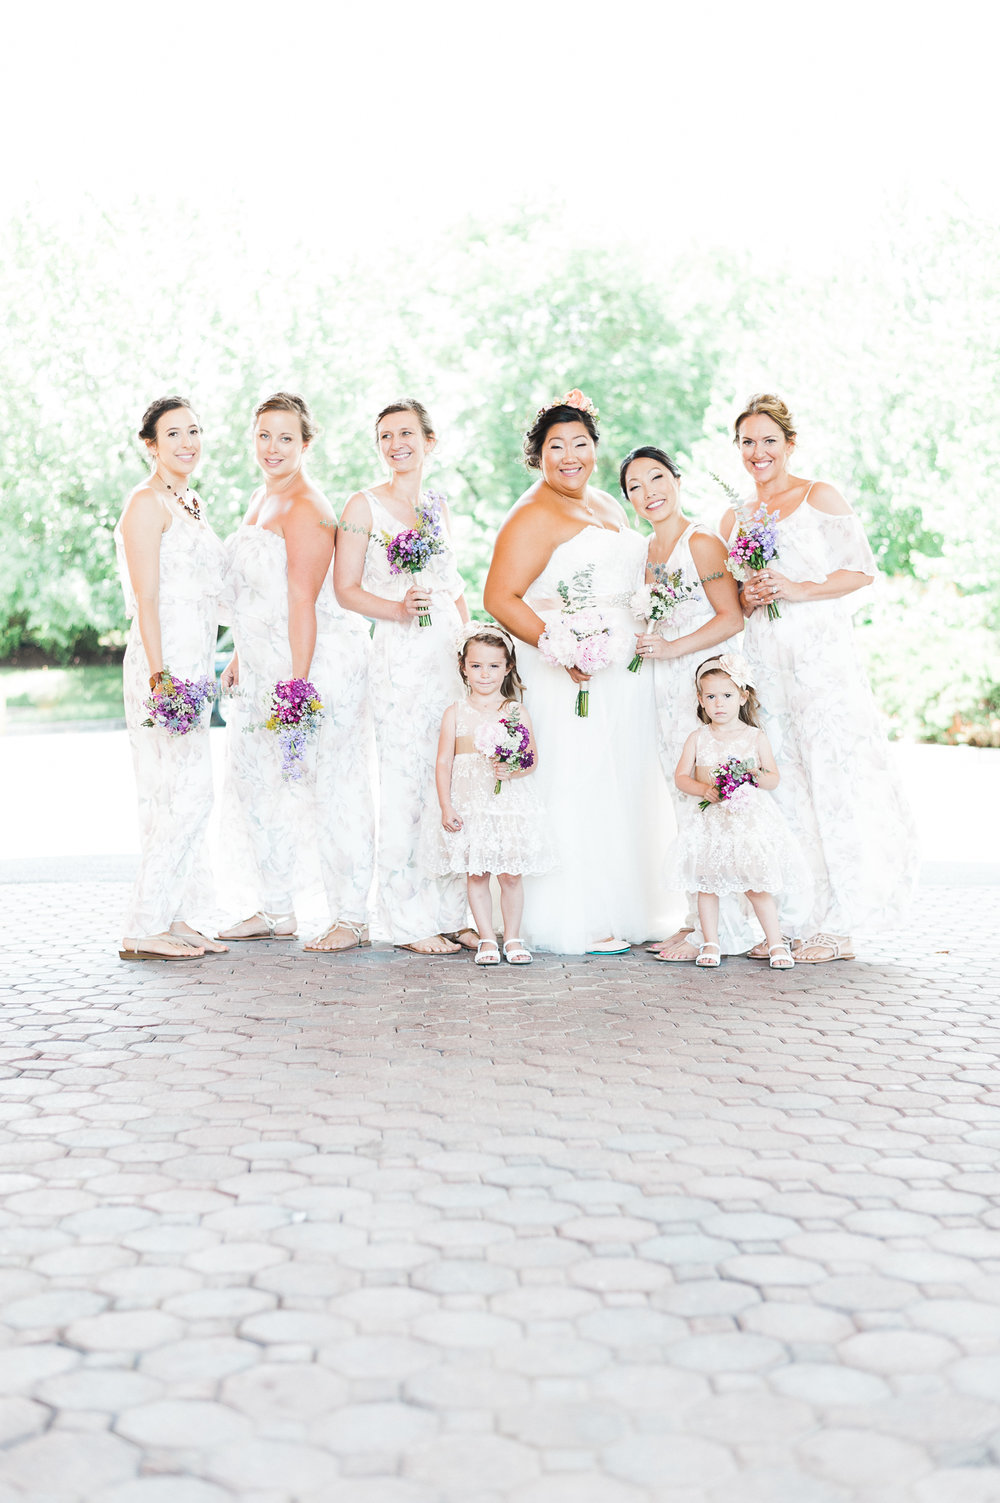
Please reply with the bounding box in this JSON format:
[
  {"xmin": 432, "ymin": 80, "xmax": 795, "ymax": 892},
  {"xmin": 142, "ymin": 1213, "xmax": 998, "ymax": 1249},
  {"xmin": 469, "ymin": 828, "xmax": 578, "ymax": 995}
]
[{"xmin": 484, "ymin": 392, "xmax": 676, "ymax": 954}]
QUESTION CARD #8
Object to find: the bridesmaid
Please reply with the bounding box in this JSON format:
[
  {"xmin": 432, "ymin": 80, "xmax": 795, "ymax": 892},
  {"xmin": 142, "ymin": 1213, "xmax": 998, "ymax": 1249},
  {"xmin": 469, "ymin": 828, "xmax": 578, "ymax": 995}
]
[
  {"xmin": 219, "ymin": 392, "xmax": 376, "ymax": 950},
  {"xmin": 335, "ymin": 399, "xmax": 474, "ymax": 954},
  {"xmin": 115, "ymin": 396, "xmax": 226, "ymax": 960},
  {"xmin": 621, "ymin": 446, "xmax": 748, "ymax": 962},
  {"xmin": 722, "ymin": 393, "xmax": 918, "ymax": 961}
]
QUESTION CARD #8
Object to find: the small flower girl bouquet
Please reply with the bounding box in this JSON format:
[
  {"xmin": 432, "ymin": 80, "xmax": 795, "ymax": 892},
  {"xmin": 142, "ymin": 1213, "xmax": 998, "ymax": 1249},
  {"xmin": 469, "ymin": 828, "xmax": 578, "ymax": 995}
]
[
  {"xmin": 474, "ymin": 711, "xmax": 535, "ymax": 795},
  {"xmin": 713, "ymin": 474, "xmax": 782, "ymax": 621},
  {"xmin": 537, "ymin": 565, "xmax": 616, "ymax": 718},
  {"xmin": 142, "ymin": 667, "xmax": 216, "ymax": 736},
  {"xmin": 628, "ymin": 571, "xmax": 697, "ymax": 673},
  {"xmin": 259, "ymin": 678, "xmax": 324, "ymax": 782},
  {"xmin": 699, "ymin": 756, "xmax": 758, "ymax": 812},
  {"xmin": 381, "ymin": 492, "xmax": 446, "ymax": 627}
]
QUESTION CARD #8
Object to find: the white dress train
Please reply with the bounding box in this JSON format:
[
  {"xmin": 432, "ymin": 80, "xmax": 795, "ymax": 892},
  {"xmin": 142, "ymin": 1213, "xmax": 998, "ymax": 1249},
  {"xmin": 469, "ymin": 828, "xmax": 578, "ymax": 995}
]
[
  {"xmin": 517, "ymin": 524, "xmax": 679, "ymax": 953},
  {"xmin": 115, "ymin": 505, "xmax": 225, "ymax": 937},
  {"xmin": 361, "ymin": 491, "xmax": 468, "ymax": 944},
  {"xmin": 221, "ymin": 525, "xmax": 376, "ymax": 923}
]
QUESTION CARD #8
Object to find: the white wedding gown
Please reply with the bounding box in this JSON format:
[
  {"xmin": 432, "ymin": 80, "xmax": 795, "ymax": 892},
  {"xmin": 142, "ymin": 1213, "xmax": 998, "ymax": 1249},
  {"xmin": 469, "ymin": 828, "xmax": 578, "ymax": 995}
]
[
  {"xmin": 361, "ymin": 491, "xmax": 468, "ymax": 944},
  {"xmin": 115, "ymin": 504, "xmax": 225, "ymax": 937},
  {"xmin": 735, "ymin": 491, "xmax": 918, "ymax": 936},
  {"xmin": 221, "ymin": 525, "xmax": 376, "ymax": 924},
  {"xmin": 517, "ymin": 524, "xmax": 679, "ymax": 953}
]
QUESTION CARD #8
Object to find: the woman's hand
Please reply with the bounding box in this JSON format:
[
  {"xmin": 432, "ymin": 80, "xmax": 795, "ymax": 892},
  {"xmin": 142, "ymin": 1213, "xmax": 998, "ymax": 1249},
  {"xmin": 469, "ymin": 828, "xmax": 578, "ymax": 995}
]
[
  {"xmin": 398, "ymin": 583, "xmax": 432, "ymax": 623},
  {"xmin": 634, "ymin": 632, "xmax": 672, "ymax": 662},
  {"xmin": 565, "ymin": 666, "xmax": 591, "ymax": 684},
  {"xmin": 220, "ymin": 656, "xmax": 239, "ymax": 691},
  {"xmin": 745, "ymin": 569, "xmax": 803, "ymax": 608},
  {"xmin": 441, "ymin": 804, "xmax": 463, "ymax": 833}
]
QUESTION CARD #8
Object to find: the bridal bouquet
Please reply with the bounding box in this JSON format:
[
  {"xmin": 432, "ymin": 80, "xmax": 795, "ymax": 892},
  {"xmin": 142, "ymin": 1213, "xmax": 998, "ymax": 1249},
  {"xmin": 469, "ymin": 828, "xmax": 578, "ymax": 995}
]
[
  {"xmin": 474, "ymin": 711, "xmax": 534, "ymax": 795},
  {"xmin": 538, "ymin": 607, "xmax": 614, "ymax": 718},
  {"xmin": 259, "ymin": 678, "xmax": 324, "ymax": 782},
  {"xmin": 142, "ymin": 667, "xmax": 216, "ymax": 736},
  {"xmin": 628, "ymin": 571, "xmax": 697, "ymax": 673},
  {"xmin": 699, "ymin": 756, "xmax": 758, "ymax": 812},
  {"xmin": 381, "ymin": 492, "xmax": 446, "ymax": 627}
]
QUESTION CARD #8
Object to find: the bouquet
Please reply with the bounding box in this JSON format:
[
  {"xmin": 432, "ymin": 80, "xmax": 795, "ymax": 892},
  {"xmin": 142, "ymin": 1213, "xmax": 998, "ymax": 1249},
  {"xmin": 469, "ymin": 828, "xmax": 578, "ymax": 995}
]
[
  {"xmin": 628, "ymin": 570, "xmax": 697, "ymax": 673},
  {"xmin": 712, "ymin": 475, "xmax": 782, "ymax": 621},
  {"xmin": 538, "ymin": 606, "xmax": 615, "ymax": 718},
  {"xmin": 381, "ymin": 492, "xmax": 446, "ymax": 627},
  {"xmin": 474, "ymin": 711, "xmax": 535, "ymax": 795},
  {"xmin": 699, "ymin": 756, "xmax": 758, "ymax": 812},
  {"xmin": 142, "ymin": 667, "xmax": 216, "ymax": 736},
  {"xmin": 259, "ymin": 678, "xmax": 324, "ymax": 782}
]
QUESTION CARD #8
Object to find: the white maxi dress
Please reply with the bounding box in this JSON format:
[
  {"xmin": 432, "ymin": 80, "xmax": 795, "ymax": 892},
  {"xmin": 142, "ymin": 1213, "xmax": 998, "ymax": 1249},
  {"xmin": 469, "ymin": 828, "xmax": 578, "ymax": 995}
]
[
  {"xmin": 361, "ymin": 491, "xmax": 468, "ymax": 944},
  {"xmin": 115, "ymin": 503, "xmax": 225, "ymax": 937},
  {"xmin": 517, "ymin": 523, "xmax": 678, "ymax": 953},
  {"xmin": 222, "ymin": 524, "xmax": 376, "ymax": 924}
]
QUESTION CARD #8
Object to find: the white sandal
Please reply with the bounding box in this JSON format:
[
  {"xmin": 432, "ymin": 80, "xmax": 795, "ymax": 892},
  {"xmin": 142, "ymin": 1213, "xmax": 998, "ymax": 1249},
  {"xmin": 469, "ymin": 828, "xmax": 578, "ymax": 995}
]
[
  {"xmin": 503, "ymin": 938, "xmax": 533, "ymax": 965},
  {"xmin": 795, "ymin": 932, "xmax": 855, "ymax": 963},
  {"xmin": 304, "ymin": 919, "xmax": 370, "ymax": 952},
  {"xmin": 474, "ymin": 940, "xmax": 501, "ymax": 966},
  {"xmin": 768, "ymin": 942, "xmax": 795, "ymax": 969},
  {"xmin": 218, "ymin": 911, "xmax": 298, "ymax": 942},
  {"xmin": 695, "ymin": 942, "xmax": 722, "ymax": 968}
]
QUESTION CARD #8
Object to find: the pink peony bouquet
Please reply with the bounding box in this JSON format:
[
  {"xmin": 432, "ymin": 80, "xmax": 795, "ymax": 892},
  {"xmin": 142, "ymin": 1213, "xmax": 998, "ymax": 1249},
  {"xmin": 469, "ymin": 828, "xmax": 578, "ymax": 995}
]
[
  {"xmin": 699, "ymin": 756, "xmax": 758, "ymax": 812},
  {"xmin": 474, "ymin": 711, "xmax": 535, "ymax": 795},
  {"xmin": 142, "ymin": 667, "xmax": 216, "ymax": 736},
  {"xmin": 628, "ymin": 571, "xmax": 697, "ymax": 673},
  {"xmin": 538, "ymin": 606, "xmax": 615, "ymax": 718}
]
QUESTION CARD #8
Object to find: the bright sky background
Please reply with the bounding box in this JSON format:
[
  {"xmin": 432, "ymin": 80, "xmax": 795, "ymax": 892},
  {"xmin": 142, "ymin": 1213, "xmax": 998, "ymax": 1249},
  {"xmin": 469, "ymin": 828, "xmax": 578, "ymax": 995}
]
[{"xmin": 5, "ymin": 0, "xmax": 998, "ymax": 273}]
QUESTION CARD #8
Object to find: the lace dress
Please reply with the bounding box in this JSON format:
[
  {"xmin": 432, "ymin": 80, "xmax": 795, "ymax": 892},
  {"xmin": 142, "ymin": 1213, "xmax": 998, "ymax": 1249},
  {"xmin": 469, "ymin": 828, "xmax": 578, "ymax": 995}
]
[
  {"xmin": 734, "ymin": 489, "xmax": 918, "ymax": 935},
  {"xmin": 432, "ymin": 700, "xmax": 555, "ymax": 876},
  {"xmin": 648, "ymin": 522, "xmax": 758, "ymax": 950},
  {"xmin": 221, "ymin": 525, "xmax": 376, "ymax": 923},
  {"xmin": 115, "ymin": 503, "xmax": 226, "ymax": 936},
  {"xmin": 516, "ymin": 524, "xmax": 679, "ymax": 953},
  {"xmin": 361, "ymin": 490, "xmax": 468, "ymax": 943},
  {"xmin": 670, "ymin": 724, "xmax": 808, "ymax": 898}
]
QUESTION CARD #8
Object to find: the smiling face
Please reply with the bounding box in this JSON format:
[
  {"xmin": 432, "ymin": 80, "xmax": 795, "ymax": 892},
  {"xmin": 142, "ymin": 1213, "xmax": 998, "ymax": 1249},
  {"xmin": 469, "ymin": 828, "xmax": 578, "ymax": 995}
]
[
  {"xmin": 698, "ymin": 671, "xmax": 747, "ymax": 726},
  {"xmin": 738, "ymin": 413, "xmax": 793, "ymax": 484},
  {"xmin": 254, "ymin": 408, "xmax": 308, "ymax": 479},
  {"xmin": 623, "ymin": 455, "xmax": 681, "ymax": 524},
  {"xmin": 147, "ymin": 407, "xmax": 201, "ymax": 477},
  {"xmin": 462, "ymin": 640, "xmax": 510, "ymax": 697},
  {"xmin": 377, "ymin": 409, "xmax": 435, "ymax": 474},
  {"xmin": 540, "ymin": 421, "xmax": 597, "ymax": 493}
]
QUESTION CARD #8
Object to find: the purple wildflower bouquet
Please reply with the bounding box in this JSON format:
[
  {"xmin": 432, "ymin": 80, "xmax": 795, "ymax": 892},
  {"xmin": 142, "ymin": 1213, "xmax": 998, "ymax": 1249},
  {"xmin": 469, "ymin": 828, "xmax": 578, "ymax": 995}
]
[
  {"xmin": 142, "ymin": 667, "xmax": 216, "ymax": 735},
  {"xmin": 381, "ymin": 491, "xmax": 446, "ymax": 627},
  {"xmin": 699, "ymin": 756, "xmax": 758, "ymax": 812},
  {"xmin": 628, "ymin": 570, "xmax": 697, "ymax": 673},
  {"xmin": 474, "ymin": 710, "xmax": 535, "ymax": 795},
  {"xmin": 724, "ymin": 502, "xmax": 782, "ymax": 621},
  {"xmin": 261, "ymin": 678, "xmax": 324, "ymax": 782}
]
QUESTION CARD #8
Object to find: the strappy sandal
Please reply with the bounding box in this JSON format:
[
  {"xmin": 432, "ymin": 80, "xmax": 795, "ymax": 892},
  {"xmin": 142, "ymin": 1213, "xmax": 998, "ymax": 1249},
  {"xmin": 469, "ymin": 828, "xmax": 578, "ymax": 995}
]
[
  {"xmin": 119, "ymin": 934, "xmax": 205, "ymax": 962},
  {"xmin": 474, "ymin": 940, "xmax": 501, "ymax": 966},
  {"xmin": 795, "ymin": 933, "xmax": 855, "ymax": 964},
  {"xmin": 695, "ymin": 942, "xmax": 722, "ymax": 968},
  {"xmin": 304, "ymin": 920, "xmax": 370, "ymax": 952},
  {"xmin": 217, "ymin": 911, "xmax": 298, "ymax": 941},
  {"xmin": 747, "ymin": 935, "xmax": 792, "ymax": 959},
  {"xmin": 502, "ymin": 938, "xmax": 532, "ymax": 965},
  {"xmin": 768, "ymin": 941, "xmax": 795, "ymax": 969},
  {"xmin": 443, "ymin": 929, "xmax": 480, "ymax": 951}
]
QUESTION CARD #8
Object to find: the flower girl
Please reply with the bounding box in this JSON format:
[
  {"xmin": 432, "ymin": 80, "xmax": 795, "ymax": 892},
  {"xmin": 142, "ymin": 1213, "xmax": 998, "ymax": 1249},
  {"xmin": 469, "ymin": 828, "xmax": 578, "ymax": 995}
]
[
  {"xmin": 672, "ymin": 654, "xmax": 805, "ymax": 969},
  {"xmin": 434, "ymin": 623, "xmax": 553, "ymax": 965}
]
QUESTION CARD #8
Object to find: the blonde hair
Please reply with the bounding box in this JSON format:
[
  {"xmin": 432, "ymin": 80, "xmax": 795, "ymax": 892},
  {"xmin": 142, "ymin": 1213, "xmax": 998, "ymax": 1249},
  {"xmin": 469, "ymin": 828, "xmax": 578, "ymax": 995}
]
[
  {"xmin": 733, "ymin": 393, "xmax": 797, "ymax": 446},
  {"xmin": 254, "ymin": 391, "xmax": 316, "ymax": 443}
]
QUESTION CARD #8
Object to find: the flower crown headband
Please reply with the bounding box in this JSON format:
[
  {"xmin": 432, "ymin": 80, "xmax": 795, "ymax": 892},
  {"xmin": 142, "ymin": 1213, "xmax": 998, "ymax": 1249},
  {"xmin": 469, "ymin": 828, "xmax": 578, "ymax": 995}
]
[
  {"xmin": 458, "ymin": 619, "xmax": 516, "ymax": 654},
  {"xmin": 536, "ymin": 388, "xmax": 600, "ymax": 423},
  {"xmin": 696, "ymin": 652, "xmax": 755, "ymax": 691}
]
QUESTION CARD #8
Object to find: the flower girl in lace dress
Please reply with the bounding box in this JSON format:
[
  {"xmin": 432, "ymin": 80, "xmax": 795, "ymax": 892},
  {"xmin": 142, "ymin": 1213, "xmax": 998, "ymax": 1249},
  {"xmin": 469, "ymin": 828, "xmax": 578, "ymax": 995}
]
[
  {"xmin": 434, "ymin": 624, "xmax": 553, "ymax": 966},
  {"xmin": 672, "ymin": 654, "xmax": 806, "ymax": 970}
]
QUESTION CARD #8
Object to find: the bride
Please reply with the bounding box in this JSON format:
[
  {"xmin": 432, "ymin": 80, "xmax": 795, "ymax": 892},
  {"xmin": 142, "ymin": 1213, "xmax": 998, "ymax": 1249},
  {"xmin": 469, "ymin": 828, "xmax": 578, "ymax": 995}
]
[{"xmin": 484, "ymin": 391, "xmax": 676, "ymax": 954}]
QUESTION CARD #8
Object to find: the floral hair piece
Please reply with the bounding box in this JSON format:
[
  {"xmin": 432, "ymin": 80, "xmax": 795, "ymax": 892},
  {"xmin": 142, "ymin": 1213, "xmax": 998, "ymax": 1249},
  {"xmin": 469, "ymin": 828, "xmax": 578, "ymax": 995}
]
[
  {"xmin": 697, "ymin": 652, "xmax": 756, "ymax": 691},
  {"xmin": 458, "ymin": 619, "xmax": 516, "ymax": 654},
  {"xmin": 536, "ymin": 388, "xmax": 600, "ymax": 423}
]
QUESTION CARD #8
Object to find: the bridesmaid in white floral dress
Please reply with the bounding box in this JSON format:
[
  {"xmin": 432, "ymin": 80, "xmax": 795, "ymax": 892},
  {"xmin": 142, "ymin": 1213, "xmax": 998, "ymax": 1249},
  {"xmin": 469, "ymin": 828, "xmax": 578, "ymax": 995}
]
[
  {"xmin": 116, "ymin": 396, "xmax": 226, "ymax": 960},
  {"xmin": 219, "ymin": 393, "xmax": 376, "ymax": 950},
  {"xmin": 335, "ymin": 400, "xmax": 473, "ymax": 953},
  {"xmin": 620, "ymin": 445, "xmax": 753, "ymax": 960},
  {"xmin": 721, "ymin": 394, "xmax": 918, "ymax": 961}
]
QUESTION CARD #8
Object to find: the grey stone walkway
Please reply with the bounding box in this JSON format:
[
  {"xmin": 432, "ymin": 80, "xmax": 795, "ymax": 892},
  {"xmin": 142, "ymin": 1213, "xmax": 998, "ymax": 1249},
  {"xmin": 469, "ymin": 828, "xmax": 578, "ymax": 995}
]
[{"xmin": 1, "ymin": 881, "xmax": 999, "ymax": 1503}]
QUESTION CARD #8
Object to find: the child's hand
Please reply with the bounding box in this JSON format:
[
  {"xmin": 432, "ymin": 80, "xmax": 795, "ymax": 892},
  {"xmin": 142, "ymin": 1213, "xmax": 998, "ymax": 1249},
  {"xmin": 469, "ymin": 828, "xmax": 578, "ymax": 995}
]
[
  {"xmin": 699, "ymin": 783, "xmax": 721, "ymax": 803},
  {"xmin": 441, "ymin": 805, "xmax": 463, "ymax": 833}
]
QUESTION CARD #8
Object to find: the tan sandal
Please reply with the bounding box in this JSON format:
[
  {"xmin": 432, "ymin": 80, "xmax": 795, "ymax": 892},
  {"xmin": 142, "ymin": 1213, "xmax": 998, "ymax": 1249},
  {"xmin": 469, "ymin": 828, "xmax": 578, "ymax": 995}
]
[
  {"xmin": 119, "ymin": 934, "xmax": 205, "ymax": 962},
  {"xmin": 795, "ymin": 933, "xmax": 855, "ymax": 964},
  {"xmin": 304, "ymin": 920, "xmax": 370, "ymax": 952},
  {"xmin": 443, "ymin": 928, "xmax": 480, "ymax": 950}
]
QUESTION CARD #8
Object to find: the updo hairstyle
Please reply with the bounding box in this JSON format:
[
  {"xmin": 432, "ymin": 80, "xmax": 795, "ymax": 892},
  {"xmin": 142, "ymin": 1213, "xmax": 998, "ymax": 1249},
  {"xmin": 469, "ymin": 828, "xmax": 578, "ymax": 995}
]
[
  {"xmin": 523, "ymin": 405, "xmax": 600, "ymax": 470},
  {"xmin": 733, "ymin": 394, "xmax": 797, "ymax": 446},
  {"xmin": 375, "ymin": 400, "xmax": 435, "ymax": 443},
  {"xmin": 619, "ymin": 445, "xmax": 682, "ymax": 496},
  {"xmin": 254, "ymin": 391, "xmax": 317, "ymax": 443},
  {"xmin": 138, "ymin": 395, "xmax": 197, "ymax": 445}
]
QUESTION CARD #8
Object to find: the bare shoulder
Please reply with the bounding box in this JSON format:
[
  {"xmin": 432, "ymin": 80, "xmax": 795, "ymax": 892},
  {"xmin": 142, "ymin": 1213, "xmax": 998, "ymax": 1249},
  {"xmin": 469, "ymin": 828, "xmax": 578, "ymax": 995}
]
[
  {"xmin": 806, "ymin": 480, "xmax": 852, "ymax": 516},
  {"xmin": 592, "ymin": 485, "xmax": 627, "ymax": 523},
  {"xmin": 341, "ymin": 489, "xmax": 373, "ymax": 525},
  {"xmin": 497, "ymin": 484, "xmax": 558, "ymax": 539},
  {"xmin": 688, "ymin": 529, "xmax": 727, "ymax": 566},
  {"xmin": 121, "ymin": 482, "xmax": 168, "ymax": 528},
  {"xmin": 719, "ymin": 507, "xmax": 737, "ymax": 538}
]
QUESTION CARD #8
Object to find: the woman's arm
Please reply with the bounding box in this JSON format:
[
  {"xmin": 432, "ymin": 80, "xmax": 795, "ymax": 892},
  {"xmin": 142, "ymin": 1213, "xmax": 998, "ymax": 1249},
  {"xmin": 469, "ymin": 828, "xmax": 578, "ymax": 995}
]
[
  {"xmin": 754, "ymin": 729, "xmax": 780, "ymax": 791},
  {"xmin": 754, "ymin": 483, "xmax": 874, "ymax": 604},
  {"xmin": 333, "ymin": 492, "xmax": 428, "ymax": 624},
  {"xmin": 283, "ymin": 501, "xmax": 335, "ymax": 680},
  {"xmin": 119, "ymin": 489, "xmax": 168, "ymax": 685},
  {"xmin": 435, "ymin": 705, "xmax": 461, "ymax": 830},
  {"xmin": 483, "ymin": 506, "xmax": 557, "ymax": 649},
  {"xmin": 674, "ymin": 730, "xmax": 717, "ymax": 801},
  {"xmin": 639, "ymin": 534, "xmax": 743, "ymax": 660}
]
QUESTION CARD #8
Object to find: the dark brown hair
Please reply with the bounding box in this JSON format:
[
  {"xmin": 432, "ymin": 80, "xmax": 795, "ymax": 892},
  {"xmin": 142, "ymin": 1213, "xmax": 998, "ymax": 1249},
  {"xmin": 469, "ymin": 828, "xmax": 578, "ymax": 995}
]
[
  {"xmin": 733, "ymin": 393, "xmax": 797, "ymax": 446},
  {"xmin": 695, "ymin": 664, "xmax": 761, "ymax": 727},
  {"xmin": 523, "ymin": 405, "xmax": 599, "ymax": 470},
  {"xmin": 459, "ymin": 625, "xmax": 525, "ymax": 703},
  {"xmin": 254, "ymin": 391, "xmax": 316, "ymax": 443},
  {"xmin": 138, "ymin": 396, "xmax": 197, "ymax": 445},
  {"xmin": 375, "ymin": 400, "xmax": 435, "ymax": 443},
  {"xmin": 619, "ymin": 445, "xmax": 682, "ymax": 497}
]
